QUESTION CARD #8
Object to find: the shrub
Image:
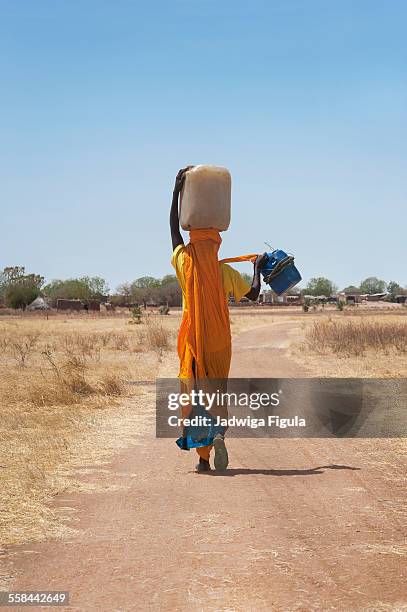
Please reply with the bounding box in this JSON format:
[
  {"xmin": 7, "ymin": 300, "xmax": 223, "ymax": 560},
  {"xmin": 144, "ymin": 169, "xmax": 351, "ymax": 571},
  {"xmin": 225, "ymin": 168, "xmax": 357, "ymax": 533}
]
[
  {"xmin": 11, "ymin": 332, "xmax": 40, "ymax": 366},
  {"xmin": 131, "ymin": 306, "xmax": 142, "ymax": 323},
  {"xmin": 98, "ymin": 373, "xmax": 125, "ymax": 396},
  {"xmin": 146, "ymin": 321, "xmax": 171, "ymax": 352},
  {"xmin": 5, "ymin": 285, "xmax": 40, "ymax": 310}
]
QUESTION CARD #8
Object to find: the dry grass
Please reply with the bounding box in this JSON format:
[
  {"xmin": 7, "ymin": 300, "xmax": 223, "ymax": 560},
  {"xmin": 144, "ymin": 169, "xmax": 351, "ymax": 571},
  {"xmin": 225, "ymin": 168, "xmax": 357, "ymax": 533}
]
[
  {"xmin": 305, "ymin": 319, "xmax": 407, "ymax": 356},
  {"xmin": 291, "ymin": 312, "xmax": 407, "ymax": 377},
  {"xmin": 0, "ymin": 314, "xmax": 177, "ymax": 547}
]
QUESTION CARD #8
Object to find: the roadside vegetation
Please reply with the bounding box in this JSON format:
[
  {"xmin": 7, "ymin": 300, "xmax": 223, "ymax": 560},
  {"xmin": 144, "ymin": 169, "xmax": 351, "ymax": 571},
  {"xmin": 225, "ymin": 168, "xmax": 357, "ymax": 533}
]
[
  {"xmin": 305, "ymin": 318, "xmax": 407, "ymax": 356},
  {"xmin": 0, "ymin": 315, "xmax": 175, "ymax": 547}
]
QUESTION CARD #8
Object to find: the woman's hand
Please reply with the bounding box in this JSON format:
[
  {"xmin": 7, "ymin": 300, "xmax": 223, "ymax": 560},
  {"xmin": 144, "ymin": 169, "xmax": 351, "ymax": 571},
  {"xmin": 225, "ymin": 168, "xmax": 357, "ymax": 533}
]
[
  {"xmin": 174, "ymin": 166, "xmax": 194, "ymax": 194},
  {"xmin": 245, "ymin": 253, "xmax": 267, "ymax": 301},
  {"xmin": 254, "ymin": 253, "xmax": 268, "ymax": 270},
  {"xmin": 170, "ymin": 167, "xmax": 193, "ymax": 250}
]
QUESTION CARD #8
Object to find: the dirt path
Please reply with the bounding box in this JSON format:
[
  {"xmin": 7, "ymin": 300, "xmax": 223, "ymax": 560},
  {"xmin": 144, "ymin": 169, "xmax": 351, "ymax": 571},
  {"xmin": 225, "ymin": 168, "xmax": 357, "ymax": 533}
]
[
  {"xmin": 230, "ymin": 320, "xmax": 307, "ymax": 377},
  {"xmin": 4, "ymin": 323, "xmax": 407, "ymax": 611}
]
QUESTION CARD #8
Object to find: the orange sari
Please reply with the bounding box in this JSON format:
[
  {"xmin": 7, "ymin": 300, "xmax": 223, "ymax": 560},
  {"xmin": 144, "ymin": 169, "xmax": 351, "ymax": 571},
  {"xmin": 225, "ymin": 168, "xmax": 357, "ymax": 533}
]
[{"xmin": 177, "ymin": 229, "xmax": 257, "ymax": 380}]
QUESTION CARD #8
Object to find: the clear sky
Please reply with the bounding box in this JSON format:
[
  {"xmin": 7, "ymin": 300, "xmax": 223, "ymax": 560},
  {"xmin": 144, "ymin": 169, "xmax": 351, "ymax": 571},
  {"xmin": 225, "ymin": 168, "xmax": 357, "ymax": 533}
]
[{"xmin": 1, "ymin": 0, "xmax": 406, "ymax": 292}]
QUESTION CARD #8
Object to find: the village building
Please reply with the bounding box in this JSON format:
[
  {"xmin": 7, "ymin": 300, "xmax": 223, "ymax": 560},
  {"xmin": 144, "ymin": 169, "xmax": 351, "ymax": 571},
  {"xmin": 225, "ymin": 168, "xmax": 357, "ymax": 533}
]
[
  {"xmin": 342, "ymin": 290, "xmax": 364, "ymax": 304},
  {"xmin": 26, "ymin": 296, "xmax": 51, "ymax": 311},
  {"xmin": 56, "ymin": 299, "xmax": 83, "ymax": 311}
]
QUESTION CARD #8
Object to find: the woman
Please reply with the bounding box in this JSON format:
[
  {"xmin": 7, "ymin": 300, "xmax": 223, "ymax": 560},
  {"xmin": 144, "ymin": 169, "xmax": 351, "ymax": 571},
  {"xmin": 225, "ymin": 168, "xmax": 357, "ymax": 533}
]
[{"xmin": 170, "ymin": 166, "xmax": 266, "ymax": 472}]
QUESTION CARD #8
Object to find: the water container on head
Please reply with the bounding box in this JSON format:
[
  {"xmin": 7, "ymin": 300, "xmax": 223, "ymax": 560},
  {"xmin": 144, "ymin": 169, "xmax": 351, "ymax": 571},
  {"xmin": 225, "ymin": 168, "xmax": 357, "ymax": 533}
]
[{"xmin": 179, "ymin": 165, "xmax": 231, "ymax": 231}]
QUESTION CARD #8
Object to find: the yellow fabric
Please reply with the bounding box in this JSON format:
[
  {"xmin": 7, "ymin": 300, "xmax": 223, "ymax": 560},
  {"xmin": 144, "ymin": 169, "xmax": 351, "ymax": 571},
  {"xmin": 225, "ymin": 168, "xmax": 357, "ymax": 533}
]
[
  {"xmin": 171, "ymin": 229, "xmax": 257, "ymax": 380},
  {"xmin": 172, "ymin": 245, "xmax": 253, "ymax": 310}
]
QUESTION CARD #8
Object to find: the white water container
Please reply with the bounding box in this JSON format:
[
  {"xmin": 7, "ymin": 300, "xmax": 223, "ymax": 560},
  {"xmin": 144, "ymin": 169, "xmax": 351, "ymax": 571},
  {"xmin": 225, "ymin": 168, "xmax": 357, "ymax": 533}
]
[{"xmin": 179, "ymin": 165, "xmax": 231, "ymax": 231}]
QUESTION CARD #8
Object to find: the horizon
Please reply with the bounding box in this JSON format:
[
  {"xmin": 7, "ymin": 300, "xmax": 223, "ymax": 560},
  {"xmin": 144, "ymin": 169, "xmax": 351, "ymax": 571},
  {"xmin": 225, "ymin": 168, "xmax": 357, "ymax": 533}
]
[{"xmin": 7, "ymin": 267, "xmax": 403, "ymax": 298}]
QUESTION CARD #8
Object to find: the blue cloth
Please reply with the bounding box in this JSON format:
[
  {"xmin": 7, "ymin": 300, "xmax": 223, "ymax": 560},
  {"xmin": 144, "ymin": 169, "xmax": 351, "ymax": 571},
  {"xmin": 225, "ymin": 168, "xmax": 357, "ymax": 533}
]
[{"xmin": 175, "ymin": 402, "xmax": 226, "ymax": 451}]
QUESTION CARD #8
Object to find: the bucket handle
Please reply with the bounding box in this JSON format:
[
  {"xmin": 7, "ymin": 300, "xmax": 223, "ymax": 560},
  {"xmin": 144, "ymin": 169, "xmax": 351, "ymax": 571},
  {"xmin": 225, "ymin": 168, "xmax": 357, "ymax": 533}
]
[{"xmin": 264, "ymin": 242, "xmax": 295, "ymax": 258}]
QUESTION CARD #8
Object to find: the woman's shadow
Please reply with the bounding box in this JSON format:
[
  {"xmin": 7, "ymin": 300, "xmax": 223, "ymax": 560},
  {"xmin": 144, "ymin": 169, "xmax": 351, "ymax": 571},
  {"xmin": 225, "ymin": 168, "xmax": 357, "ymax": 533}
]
[{"xmin": 201, "ymin": 464, "xmax": 360, "ymax": 476}]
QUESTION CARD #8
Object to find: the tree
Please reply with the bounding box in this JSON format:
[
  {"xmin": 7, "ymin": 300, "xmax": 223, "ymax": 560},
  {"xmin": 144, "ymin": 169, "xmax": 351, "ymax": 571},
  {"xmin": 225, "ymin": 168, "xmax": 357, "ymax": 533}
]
[
  {"xmin": 304, "ymin": 277, "xmax": 337, "ymax": 297},
  {"xmin": 116, "ymin": 282, "xmax": 132, "ymax": 297},
  {"xmin": 160, "ymin": 274, "xmax": 178, "ymax": 286},
  {"xmin": 1, "ymin": 266, "xmax": 43, "ymax": 290},
  {"xmin": 159, "ymin": 279, "xmax": 182, "ymax": 307},
  {"xmin": 359, "ymin": 277, "xmax": 387, "ymax": 294},
  {"xmin": 43, "ymin": 279, "xmax": 89, "ymax": 300},
  {"xmin": 131, "ymin": 277, "xmax": 161, "ymax": 308},
  {"xmin": 82, "ymin": 276, "xmax": 109, "ymax": 298},
  {"xmin": 5, "ymin": 284, "xmax": 40, "ymax": 310},
  {"xmin": 1, "ymin": 266, "xmax": 26, "ymax": 286},
  {"xmin": 1, "ymin": 266, "xmax": 44, "ymax": 309},
  {"xmin": 132, "ymin": 276, "xmax": 161, "ymax": 289},
  {"xmin": 43, "ymin": 276, "xmax": 109, "ymax": 300},
  {"xmin": 387, "ymin": 281, "xmax": 402, "ymax": 301},
  {"xmin": 116, "ymin": 275, "xmax": 182, "ymax": 308},
  {"xmin": 343, "ymin": 285, "xmax": 359, "ymax": 293}
]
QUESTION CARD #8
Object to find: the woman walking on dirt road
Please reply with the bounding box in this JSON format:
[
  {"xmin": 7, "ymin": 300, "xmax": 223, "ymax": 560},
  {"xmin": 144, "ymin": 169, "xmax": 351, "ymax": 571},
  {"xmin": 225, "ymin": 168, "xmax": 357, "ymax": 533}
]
[{"xmin": 170, "ymin": 166, "xmax": 266, "ymax": 472}]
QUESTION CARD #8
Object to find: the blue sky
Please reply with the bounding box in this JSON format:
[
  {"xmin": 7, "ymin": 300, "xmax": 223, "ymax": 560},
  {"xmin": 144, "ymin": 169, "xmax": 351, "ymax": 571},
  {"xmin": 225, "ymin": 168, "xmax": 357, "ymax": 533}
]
[{"xmin": 1, "ymin": 0, "xmax": 406, "ymax": 292}]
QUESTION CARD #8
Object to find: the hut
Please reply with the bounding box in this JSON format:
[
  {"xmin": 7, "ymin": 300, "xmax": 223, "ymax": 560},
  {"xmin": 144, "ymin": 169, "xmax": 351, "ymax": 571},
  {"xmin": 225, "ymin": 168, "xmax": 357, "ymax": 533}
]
[
  {"xmin": 27, "ymin": 297, "xmax": 51, "ymax": 311},
  {"xmin": 85, "ymin": 300, "xmax": 101, "ymax": 311},
  {"xmin": 56, "ymin": 299, "xmax": 82, "ymax": 311},
  {"xmin": 259, "ymin": 291, "xmax": 274, "ymax": 305},
  {"xmin": 284, "ymin": 294, "xmax": 302, "ymax": 305},
  {"xmin": 343, "ymin": 290, "xmax": 363, "ymax": 304},
  {"xmin": 365, "ymin": 293, "xmax": 387, "ymax": 302}
]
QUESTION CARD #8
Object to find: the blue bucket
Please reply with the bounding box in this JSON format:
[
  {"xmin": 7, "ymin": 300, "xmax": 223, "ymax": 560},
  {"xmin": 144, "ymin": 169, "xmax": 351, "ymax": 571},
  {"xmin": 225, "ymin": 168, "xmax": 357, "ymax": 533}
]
[{"xmin": 261, "ymin": 249, "xmax": 302, "ymax": 296}]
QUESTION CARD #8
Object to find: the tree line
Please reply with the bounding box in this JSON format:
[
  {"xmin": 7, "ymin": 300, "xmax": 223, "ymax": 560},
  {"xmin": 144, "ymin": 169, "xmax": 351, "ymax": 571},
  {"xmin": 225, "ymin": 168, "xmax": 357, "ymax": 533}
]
[
  {"xmin": 0, "ymin": 267, "xmax": 183, "ymax": 309},
  {"xmin": 0, "ymin": 266, "xmax": 405, "ymax": 310},
  {"xmin": 302, "ymin": 276, "xmax": 405, "ymax": 301},
  {"xmin": 0, "ymin": 267, "xmax": 111, "ymax": 310}
]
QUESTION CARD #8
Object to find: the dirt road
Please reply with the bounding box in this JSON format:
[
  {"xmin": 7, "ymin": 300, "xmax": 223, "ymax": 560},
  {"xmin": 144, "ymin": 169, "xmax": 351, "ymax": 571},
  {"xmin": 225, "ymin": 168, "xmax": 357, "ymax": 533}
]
[{"xmin": 4, "ymin": 323, "xmax": 407, "ymax": 611}]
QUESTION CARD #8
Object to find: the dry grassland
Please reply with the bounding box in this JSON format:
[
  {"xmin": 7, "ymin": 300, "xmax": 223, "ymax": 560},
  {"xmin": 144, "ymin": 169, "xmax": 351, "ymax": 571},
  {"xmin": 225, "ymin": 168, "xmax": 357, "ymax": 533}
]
[
  {"xmin": 0, "ymin": 313, "xmax": 180, "ymax": 547},
  {"xmin": 291, "ymin": 310, "xmax": 407, "ymax": 377}
]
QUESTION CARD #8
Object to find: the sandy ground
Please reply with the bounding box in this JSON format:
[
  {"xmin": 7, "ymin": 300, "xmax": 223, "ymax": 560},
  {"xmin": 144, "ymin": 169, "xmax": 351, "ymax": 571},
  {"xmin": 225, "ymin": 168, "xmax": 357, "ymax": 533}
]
[{"xmin": 1, "ymin": 318, "xmax": 406, "ymax": 611}]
